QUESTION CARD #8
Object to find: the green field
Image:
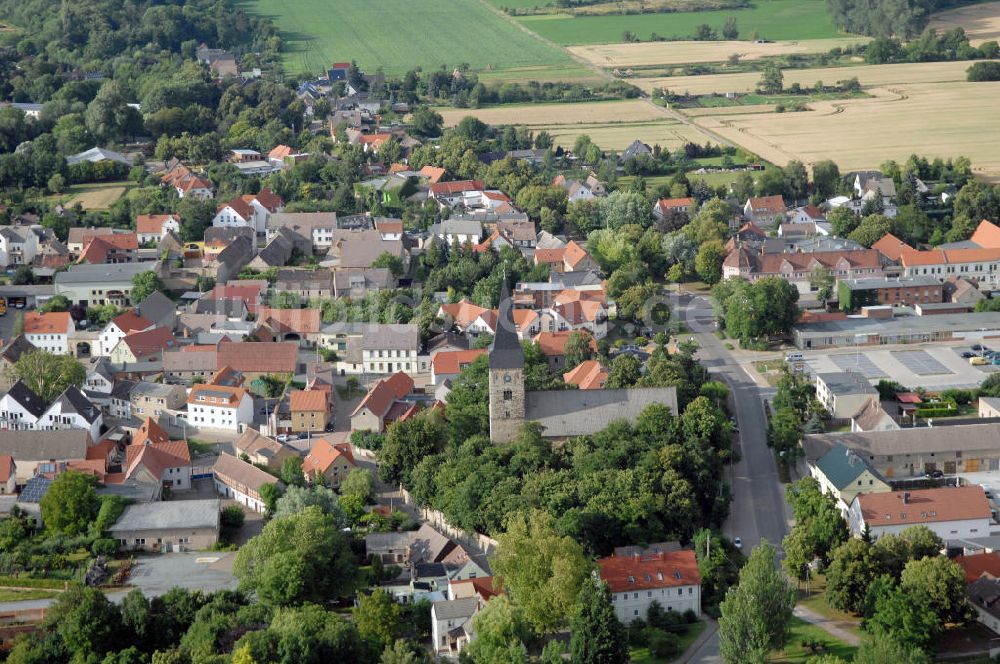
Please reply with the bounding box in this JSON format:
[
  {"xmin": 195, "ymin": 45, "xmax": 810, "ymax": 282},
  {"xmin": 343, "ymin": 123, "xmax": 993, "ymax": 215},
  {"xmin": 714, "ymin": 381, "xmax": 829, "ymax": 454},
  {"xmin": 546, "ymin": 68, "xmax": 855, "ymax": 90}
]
[
  {"xmin": 244, "ymin": 0, "xmax": 573, "ymax": 76},
  {"xmin": 516, "ymin": 0, "xmax": 842, "ymax": 45}
]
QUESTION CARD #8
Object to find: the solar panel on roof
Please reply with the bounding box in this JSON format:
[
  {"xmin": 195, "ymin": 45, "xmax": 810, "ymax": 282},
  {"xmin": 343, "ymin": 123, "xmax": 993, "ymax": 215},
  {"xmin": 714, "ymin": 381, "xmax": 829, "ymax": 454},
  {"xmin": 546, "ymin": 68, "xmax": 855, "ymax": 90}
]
[{"xmin": 18, "ymin": 476, "xmax": 53, "ymax": 503}]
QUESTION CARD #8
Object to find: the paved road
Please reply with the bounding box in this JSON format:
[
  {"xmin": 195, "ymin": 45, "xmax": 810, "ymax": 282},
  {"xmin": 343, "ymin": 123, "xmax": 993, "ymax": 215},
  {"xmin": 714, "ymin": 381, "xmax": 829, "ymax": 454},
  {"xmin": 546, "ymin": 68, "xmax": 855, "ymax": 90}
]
[{"xmin": 676, "ymin": 293, "xmax": 792, "ymax": 663}]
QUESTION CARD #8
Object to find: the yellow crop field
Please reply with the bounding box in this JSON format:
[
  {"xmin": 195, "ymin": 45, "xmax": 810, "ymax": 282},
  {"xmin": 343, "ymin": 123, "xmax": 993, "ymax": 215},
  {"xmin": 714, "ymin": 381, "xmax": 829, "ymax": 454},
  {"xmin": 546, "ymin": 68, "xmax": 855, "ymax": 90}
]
[
  {"xmin": 690, "ymin": 81, "xmax": 1000, "ymax": 175},
  {"xmin": 569, "ymin": 37, "xmax": 870, "ymax": 68},
  {"xmin": 930, "ymin": 1, "xmax": 1000, "ymax": 45},
  {"xmin": 531, "ymin": 120, "xmax": 710, "ymax": 150},
  {"xmin": 635, "ymin": 60, "xmax": 972, "ymax": 95},
  {"xmin": 64, "ymin": 183, "xmax": 129, "ymax": 210},
  {"xmin": 437, "ymin": 100, "xmax": 668, "ymax": 127}
]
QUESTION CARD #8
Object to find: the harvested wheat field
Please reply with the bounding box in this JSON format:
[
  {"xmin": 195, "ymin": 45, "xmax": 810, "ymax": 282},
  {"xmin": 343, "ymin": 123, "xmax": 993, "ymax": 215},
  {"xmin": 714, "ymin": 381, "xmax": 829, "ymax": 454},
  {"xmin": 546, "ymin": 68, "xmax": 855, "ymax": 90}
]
[
  {"xmin": 681, "ymin": 104, "xmax": 780, "ymax": 117},
  {"xmin": 64, "ymin": 183, "xmax": 129, "ymax": 210},
  {"xmin": 569, "ymin": 37, "xmax": 870, "ymax": 68},
  {"xmin": 636, "ymin": 60, "xmax": 973, "ymax": 95},
  {"xmin": 437, "ymin": 99, "xmax": 668, "ymax": 127},
  {"xmin": 931, "ymin": 1, "xmax": 1000, "ymax": 45},
  {"xmin": 692, "ymin": 81, "xmax": 1000, "ymax": 175},
  {"xmin": 531, "ymin": 120, "xmax": 710, "ymax": 150}
]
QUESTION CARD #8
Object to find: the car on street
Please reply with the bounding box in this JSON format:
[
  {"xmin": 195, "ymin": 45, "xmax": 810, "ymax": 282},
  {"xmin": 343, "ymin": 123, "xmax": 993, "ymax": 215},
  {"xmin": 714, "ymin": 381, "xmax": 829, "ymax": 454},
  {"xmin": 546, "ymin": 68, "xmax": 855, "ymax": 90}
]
[
  {"xmin": 733, "ymin": 537, "xmax": 742, "ymax": 549},
  {"xmin": 924, "ymin": 469, "xmax": 944, "ymax": 479},
  {"xmin": 962, "ymin": 351, "xmax": 976, "ymax": 358},
  {"xmin": 971, "ymin": 357, "xmax": 989, "ymax": 366},
  {"xmin": 973, "ymin": 344, "xmax": 986, "ymax": 351}
]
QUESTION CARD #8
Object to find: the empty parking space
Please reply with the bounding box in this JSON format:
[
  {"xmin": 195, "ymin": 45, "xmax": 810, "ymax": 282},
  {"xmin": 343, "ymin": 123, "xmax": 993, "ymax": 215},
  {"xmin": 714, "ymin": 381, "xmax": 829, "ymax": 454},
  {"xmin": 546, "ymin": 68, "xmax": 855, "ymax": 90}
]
[
  {"xmin": 890, "ymin": 350, "xmax": 952, "ymax": 376},
  {"xmin": 829, "ymin": 353, "xmax": 887, "ymax": 378}
]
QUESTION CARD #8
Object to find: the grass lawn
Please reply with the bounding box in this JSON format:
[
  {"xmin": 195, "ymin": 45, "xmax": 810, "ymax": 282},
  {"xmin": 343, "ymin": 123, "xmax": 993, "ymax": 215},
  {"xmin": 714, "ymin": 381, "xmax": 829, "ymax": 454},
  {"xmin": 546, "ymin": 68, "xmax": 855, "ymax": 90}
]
[
  {"xmin": 516, "ymin": 0, "xmax": 843, "ymax": 46},
  {"xmin": 0, "ymin": 588, "xmax": 60, "ymax": 602},
  {"xmin": 796, "ymin": 576, "xmax": 862, "ymax": 636},
  {"xmin": 243, "ymin": 0, "xmax": 572, "ymax": 76},
  {"xmin": 769, "ymin": 616, "xmax": 858, "ymax": 662},
  {"xmin": 61, "ymin": 181, "xmax": 131, "ymax": 210},
  {"xmin": 630, "ymin": 620, "xmax": 708, "ymax": 663}
]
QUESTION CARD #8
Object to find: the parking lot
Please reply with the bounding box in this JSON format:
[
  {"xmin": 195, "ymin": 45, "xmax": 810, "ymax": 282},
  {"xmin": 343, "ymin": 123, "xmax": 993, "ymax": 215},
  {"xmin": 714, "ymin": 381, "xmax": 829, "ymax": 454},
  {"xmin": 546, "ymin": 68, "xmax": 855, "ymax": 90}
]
[
  {"xmin": 796, "ymin": 342, "xmax": 998, "ymax": 389},
  {"xmin": 127, "ymin": 552, "xmax": 238, "ymax": 596}
]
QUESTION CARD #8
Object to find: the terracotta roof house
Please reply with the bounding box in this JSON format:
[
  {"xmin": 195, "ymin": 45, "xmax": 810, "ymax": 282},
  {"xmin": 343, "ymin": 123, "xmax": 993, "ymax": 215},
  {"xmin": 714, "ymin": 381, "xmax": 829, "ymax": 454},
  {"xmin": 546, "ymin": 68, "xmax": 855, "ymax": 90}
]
[
  {"xmin": 254, "ymin": 307, "xmax": 322, "ymax": 344},
  {"xmin": 722, "ymin": 247, "xmax": 885, "ymax": 293},
  {"xmin": 533, "ymin": 330, "xmax": 598, "ymax": 371},
  {"xmin": 216, "ymin": 340, "xmax": 298, "ymax": 378},
  {"xmin": 872, "ymin": 233, "xmax": 914, "ymax": 262},
  {"xmin": 419, "ymin": 165, "xmax": 446, "ymax": 183},
  {"xmin": 109, "ymin": 327, "xmax": 177, "ymax": 364},
  {"xmin": 563, "ymin": 359, "xmax": 608, "ymax": 390},
  {"xmin": 350, "ymin": 372, "xmax": 415, "ymax": 433},
  {"xmin": 132, "ymin": 417, "xmax": 171, "ymax": 446},
  {"xmin": 598, "ymin": 548, "xmax": 702, "ymax": 623},
  {"xmin": 234, "ymin": 429, "xmax": 294, "ymax": 469},
  {"xmin": 301, "ymin": 438, "xmax": 356, "ymax": 488},
  {"xmin": 187, "ymin": 383, "xmax": 254, "ymax": 432},
  {"xmin": 24, "ymin": 311, "xmax": 72, "ymax": 354},
  {"xmin": 0, "ymin": 455, "xmax": 15, "ymax": 494},
  {"xmin": 970, "ymin": 220, "xmax": 1000, "ymax": 249},
  {"xmin": 743, "ymin": 195, "xmax": 787, "ymax": 224},
  {"xmin": 848, "ymin": 486, "xmax": 991, "ymax": 540},
  {"xmin": 653, "ymin": 197, "xmax": 695, "ymax": 219},
  {"xmin": 431, "ymin": 349, "xmax": 487, "ymax": 385},
  {"xmin": 121, "ymin": 437, "xmax": 192, "ymax": 494},
  {"xmin": 77, "ymin": 233, "xmax": 139, "ymax": 264},
  {"xmin": 437, "ymin": 299, "xmax": 490, "ymax": 332},
  {"xmin": 135, "ymin": 214, "xmax": 181, "ymax": 244},
  {"xmin": 954, "ymin": 553, "xmax": 1000, "ymax": 583},
  {"xmin": 289, "ymin": 388, "xmax": 331, "ymax": 433}
]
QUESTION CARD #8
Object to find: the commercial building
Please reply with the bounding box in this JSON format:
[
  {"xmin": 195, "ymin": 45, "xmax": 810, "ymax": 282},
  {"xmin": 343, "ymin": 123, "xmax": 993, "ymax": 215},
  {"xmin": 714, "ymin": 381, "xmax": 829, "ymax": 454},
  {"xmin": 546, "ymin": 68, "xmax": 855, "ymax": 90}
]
[
  {"xmin": 54, "ymin": 262, "xmax": 159, "ymax": 307},
  {"xmin": 108, "ymin": 499, "xmax": 220, "ymax": 552},
  {"xmin": 837, "ymin": 276, "xmax": 943, "ymax": 311},
  {"xmin": 814, "ymin": 372, "xmax": 878, "ymax": 419},
  {"xmin": 598, "ymin": 547, "xmax": 701, "ymax": 623},
  {"xmin": 793, "ymin": 311, "xmax": 1000, "ymax": 349}
]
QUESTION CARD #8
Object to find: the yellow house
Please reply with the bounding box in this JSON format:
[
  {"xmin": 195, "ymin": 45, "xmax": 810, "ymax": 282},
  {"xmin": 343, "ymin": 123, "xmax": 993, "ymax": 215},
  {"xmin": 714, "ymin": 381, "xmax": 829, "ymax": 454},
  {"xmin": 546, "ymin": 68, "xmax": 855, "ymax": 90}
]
[{"xmin": 810, "ymin": 443, "xmax": 891, "ymax": 512}]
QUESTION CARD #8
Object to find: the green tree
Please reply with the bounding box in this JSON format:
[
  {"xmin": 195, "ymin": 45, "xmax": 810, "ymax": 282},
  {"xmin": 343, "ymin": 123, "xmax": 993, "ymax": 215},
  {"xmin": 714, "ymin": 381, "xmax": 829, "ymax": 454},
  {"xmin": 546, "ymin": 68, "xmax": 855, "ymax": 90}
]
[
  {"xmin": 695, "ymin": 239, "xmax": 726, "ymax": 285},
  {"xmin": 684, "ymin": 198, "xmax": 732, "ymax": 244},
  {"xmin": 563, "ymin": 331, "xmax": 594, "ymax": 372},
  {"xmin": 233, "ymin": 506, "xmax": 356, "ymax": 605},
  {"xmin": 38, "ymin": 294, "xmax": 71, "ymax": 313},
  {"xmin": 812, "ymin": 160, "xmax": 842, "ymax": 199},
  {"xmin": 410, "ymin": 106, "xmax": 444, "ymax": 138},
  {"xmin": 722, "ymin": 16, "xmax": 739, "ymax": 39},
  {"xmin": 131, "ymin": 271, "xmax": 164, "ymax": 304},
  {"xmin": 758, "ymin": 64, "xmax": 784, "ymax": 94},
  {"xmin": 825, "ymin": 538, "xmax": 882, "ymax": 613},
  {"xmin": 827, "ymin": 206, "xmax": 860, "ymax": 237},
  {"xmin": 864, "ymin": 577, "xmax": 939, "ymax": 652},
  {"xmin": 899, "ymin": 556, "xmax": 969, "ymax": 624},
  {"xmin": 465, "ymin": 596, "xmax": 532, "ymax": 664},
  {"xmin": 381, "ymin": 639, "xmax": 423, "ymax": 664},
  {"xmin": 341, "ymin": 468, "xmax": 376, "ymax": 505},
  {"xmin": 718, "ymin": 540, "xmax": 794, "ymax": 664},
  {"xmin": 45, "ymin": 585, "xmax": 123, "ymax": 659},
  {"xmin": 372, "ymin": 252, "xmax": 404, "ymax": 277},
  {"xmin": 853, "ymin": 634, "xmax": 931, "ymax": 664},
  {"xmin": 848, "ymin": 214, "xmax": 893, "ymax": 247},
  {"xmin": 40, "ymin": 471, "xmax": 100, "ymax": 535},
  {"xmin": 492, "ymin": 509, "xmax": 593, "ymax": 633},
  {"xmin": 279, "ymin": 456, "xmax": 306, "ymax": 487},
  {"xmin": 810, "ymin": 266, "xmax": 835, "ymax": 304},
  {"xmin": 606, "ymin": 353, "xmax": 641, "ymax": 389},
  {"xmin": 570, "ymin": 576, "xmax": 629, "ymax": 664},
  {"xmin": 355, "ymin": 589, "xmax": 401, "ymax": 649},
  {"xmin": 379, "ymin": 411, "xmax": 444, "ymax": 486},
  {"xmin": 259, "ymin": 483, "xmax": 281, "ymax": 517},
  {"xmin": 6, "ymin": 350, "xmax": 86, "ymax": 402},
  {"xmin": 273, "ymin": 485, "xmax": 345, "ymax": 522},
  {"xmin": 598, "ymin": 190, "xmax": 651, "ymax": 229}
]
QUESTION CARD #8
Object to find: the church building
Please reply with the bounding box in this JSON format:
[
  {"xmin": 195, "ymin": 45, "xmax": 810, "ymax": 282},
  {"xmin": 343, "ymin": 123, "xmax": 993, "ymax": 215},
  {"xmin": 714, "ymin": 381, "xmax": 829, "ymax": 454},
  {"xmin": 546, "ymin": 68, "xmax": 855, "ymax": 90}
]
[{"xmin": 488, "ymin": 282, "xmax": 678, "ymax": 443}]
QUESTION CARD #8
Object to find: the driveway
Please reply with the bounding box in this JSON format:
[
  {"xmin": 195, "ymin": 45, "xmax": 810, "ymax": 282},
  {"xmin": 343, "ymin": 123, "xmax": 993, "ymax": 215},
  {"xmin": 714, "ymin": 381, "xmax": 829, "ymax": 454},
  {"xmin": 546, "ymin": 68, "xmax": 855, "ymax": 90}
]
[{"xmin": 126, "ymin": 551, "xmax": 238, "ymax": 596}]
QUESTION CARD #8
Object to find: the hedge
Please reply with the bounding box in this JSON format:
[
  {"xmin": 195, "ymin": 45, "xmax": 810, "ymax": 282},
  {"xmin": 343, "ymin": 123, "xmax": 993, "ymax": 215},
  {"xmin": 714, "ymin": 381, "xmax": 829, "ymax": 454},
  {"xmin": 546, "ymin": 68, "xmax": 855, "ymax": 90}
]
[{"xmin": 0, "ymin": 575, "xmax": 70, "ymax": 589}]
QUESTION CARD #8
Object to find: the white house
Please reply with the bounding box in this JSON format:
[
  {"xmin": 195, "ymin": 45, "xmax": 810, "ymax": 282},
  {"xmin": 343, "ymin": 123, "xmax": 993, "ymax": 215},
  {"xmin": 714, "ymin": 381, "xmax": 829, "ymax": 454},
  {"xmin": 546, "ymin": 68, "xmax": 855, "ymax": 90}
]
[
  {"xmin": 0, "ymin": 226, "xmax": 39, "ymax": 267},
  {"xmin": 598, "ymin": 548, "xmax": 702, "ymax": 624},
  {"xmin": 848, "ymin": 486, "xmax": 992, "ymax": 540},
  {"xmin": 212, "ymin": 453, "xmax": 278, "ymax": 513},
  {"xmin": 0, "ymin": 381, "xmax": 46, "ymax": 431},
  {"xmin": 211, "ymin": 188, "xmax": 284, "ymax": 234},
  {"xmin": 432, "ymin": 219, "xmax": 482, "ymax": 246},
  {"xmin": 814, "ymin": 372, "xmax": 878, "ymax": 420},
  {"xmin": 24, "ymin": 311, "xmax": 72, "ymax": 355},
  {"xmin": 135, "ymin": 214, "xmax": 181, "ymax": 244},
  {"xmin": 98, "ymin": 310, "xmax": 154, "ymax": 357},
  {"xmin": 37, "ymin": 386, "xmax": 103, "ymax": 442},
  {"xmin": 431, "ymin": 597, "xmax": 480, "ymax": 658},
  {"xmin": 186, "ymin": 384, "xmax": 253, "ymax": 432}
]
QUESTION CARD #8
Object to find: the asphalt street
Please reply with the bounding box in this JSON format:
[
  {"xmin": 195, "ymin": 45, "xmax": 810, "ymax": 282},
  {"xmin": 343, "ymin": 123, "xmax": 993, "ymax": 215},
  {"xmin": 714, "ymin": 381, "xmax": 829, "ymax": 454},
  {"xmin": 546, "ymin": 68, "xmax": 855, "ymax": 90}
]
[{"xmin": 676, "ymin": 293, "xmax": 792, "ymax": 663}]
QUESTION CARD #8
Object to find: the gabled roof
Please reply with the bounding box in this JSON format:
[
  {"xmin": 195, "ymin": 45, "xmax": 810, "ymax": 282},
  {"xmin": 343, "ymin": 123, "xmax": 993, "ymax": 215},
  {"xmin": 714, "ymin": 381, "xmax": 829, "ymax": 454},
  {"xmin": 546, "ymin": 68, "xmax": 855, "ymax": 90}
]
[
  {"xmin": 0, "ymin": 429, "xmax": 90, "ymax": 462},
  {"xmin": 118, "ymin": 327, "xmax": 177, "ymax": 359},
  {"xmin": 970, "ymin": 220, "xmax": 1000, "ymax": 249},
  {"xmin": 871, "ymin": 233, "xmax": 913, "ymax": 261},
  {"xmin": 290, "ymin": 389, "xmax": 328, "ymax": 412},
  {"xmin": 954, "ymin": 552, "xmax": 1000, "ymax": 583},
  {"xmin": 216, "ymin": 340, "xmax": 298, "ymax": 373},
  {"xmin": 533, "ymin": 330, "xmax": 597, "ymax": 357},
  {"xmin": 419, "ymin": 165, "xmax": 446, "ymax": 183},
  {"xmin": 598, "ymin": 549, "xmax": 701, "ymax": 593},
  {"xmin": 24, "ymin": 311, "xmax": 70, "ymax": 335},
  {"xmin": 109, "ymin": 310, "xmax": 153, "ymax": 334},
  {"xmin": 656, "ymin": 197, "xmax": 694, "ymax": 210},
  {"xmin": 125, "ymin": 439, "xmax": 191, "ymax": 481},
  {"xmin": 135, "ymin": 214, "xmax": 179, "ymax": 235},
  {"xmin": 257, "ymin": 307, "xmax": 321, "ymax": 335},
  {"xmin": 855, "ymin": 486, "xmax": 990, "ymax": 526},
  {"xmin": 0, "ymin": 335, "xmax": 36, "ymax": 364},
  {"xmin": 301, "ymin": 439, "xmax": 355, "ymax": 476},
  {"xmin": 438, "ymin": 299, "xmax": 489, "ymax": 329},
  {"xmin": 5, "ymin": 380, "xmax": 46, "ymax": 418},
  {"xmin": 968, "ymin": 574, "xmax": 1000, "ymax": 620},
  {"xmin": 132, "ymin": 417, "xmax": 171, "ymax": 446},
  {"xmin": 351, "ymin": 372, "xmax": 414, "ymax": 419},
  {"xmin": 188, "ymin": 383, "xmax": 248, "ymax": 407},
  {"xmin": 431, "ymin": 349, "xmax": 487, "ymax": 376},
  {"xmin": 0, "ymin": 455, "xmax": 15, "ymax": 482},
  {"xmin": 563, "ymin": 359, "xmax": 608, "ymax": 390},
  {"xmin": 136, "ymin": 291, "xmax": 176, "ymax": 328},
  {"xmin": 51, "ymin": 386, "xmax": 100, "ymax": 424},
  {"xmin": 746, "ymin": 195, "xmax": 787, "ymax": 214},
  {"xmin": 430, "ymin": 180, "xmax": 484, "ymax": 196},
  {"xmin": 814, "ymin": 443, "xmax": 883, "ymax": 491},
  {"xmin": 562, "ymin": 240, "xmax": 591, "ymax": 270},
  {"xmin": 489, "ymin": 280, "xmax": 524, "ymax": 370},
  {"xmin": 213, "ymin": 453, "xmax": 279, "ymax": 492}
]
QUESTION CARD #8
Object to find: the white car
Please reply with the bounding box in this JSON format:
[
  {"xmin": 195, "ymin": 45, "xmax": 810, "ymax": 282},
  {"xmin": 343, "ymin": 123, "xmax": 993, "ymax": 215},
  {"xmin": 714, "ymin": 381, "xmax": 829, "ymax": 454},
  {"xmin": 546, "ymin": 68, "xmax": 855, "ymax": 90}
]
[{"xmin": 733, "ymin": 537, "xmax": 742, "ymax": 549}]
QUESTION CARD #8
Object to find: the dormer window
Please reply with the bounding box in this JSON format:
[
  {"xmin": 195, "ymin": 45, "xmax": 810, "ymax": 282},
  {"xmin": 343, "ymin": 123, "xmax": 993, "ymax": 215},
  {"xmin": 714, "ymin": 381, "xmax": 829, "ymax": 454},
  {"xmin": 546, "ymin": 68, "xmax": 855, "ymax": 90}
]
[
  {"xmin": 674, "ymin": 570, "xmax": 682, "ymax": 580},
  {"xmin": 627, "ymin": 575, "xmax": 635, "ymax": 584}
]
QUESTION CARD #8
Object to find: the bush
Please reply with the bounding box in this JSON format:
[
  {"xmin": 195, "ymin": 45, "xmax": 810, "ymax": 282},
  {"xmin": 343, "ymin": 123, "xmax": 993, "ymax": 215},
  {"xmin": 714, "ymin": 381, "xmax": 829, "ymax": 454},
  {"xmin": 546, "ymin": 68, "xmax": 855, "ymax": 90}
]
[
  {"xmin": 91, "ymin": 538, "xmax": 118, "ymax": 557},
  {"xmin": 968, "ymin": 61, "xmax": 1000, "ymax": 81},
  {"xmin": 941, "ymin": 388, "xmax": 973, "ymax": 405},
  {"xmin": 648, "ymin": 628, "xmax": 680, "ymax": 658},
  {"xmin": 220, "ymin": 505, "xmax": 245, "ymax": 529}
]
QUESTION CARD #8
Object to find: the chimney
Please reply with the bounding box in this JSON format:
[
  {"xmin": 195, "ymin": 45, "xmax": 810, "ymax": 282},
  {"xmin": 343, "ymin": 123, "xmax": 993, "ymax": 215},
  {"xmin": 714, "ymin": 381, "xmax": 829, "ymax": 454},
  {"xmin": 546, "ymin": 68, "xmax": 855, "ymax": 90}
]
[{"xmin": 903, "ymin": 491, "xmax": 910, "ymax": 504}]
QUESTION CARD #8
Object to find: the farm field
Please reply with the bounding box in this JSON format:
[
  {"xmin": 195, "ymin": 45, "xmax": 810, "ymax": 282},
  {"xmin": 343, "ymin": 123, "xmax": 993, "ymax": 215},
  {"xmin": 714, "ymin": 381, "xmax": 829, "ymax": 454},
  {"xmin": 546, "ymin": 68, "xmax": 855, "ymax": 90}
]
[
  {"xmin": 633, "ymin": 59, "xmax": 974, "ymax": 94},
  {"xmin": 243, "ymin": 0, "xmax": 572, "ymax": 76},
  {"xmin": 569, "ymin": 37, "xmax": 870, "ymax": 68},
  {"xmin": 930, "ymin": 1, "xmax": 1000, "ymax": 45},
  {"xmin": 64, "ymin": 182, "xmax": 130, "ymax": 210},
  {"xmin": 531, "ymin": 120, "xmax": 709, "ymax": 151},
  {"xmin": 474, "ymin": 65, "xmax": 606, "ymax": 84},
  {"xmin": 515, "ymin": 0, "xmax": 844, "ymax": 45},
  {"xmin": 692, "ymin": 80, "xmax": 1000, "ymax": 175}
]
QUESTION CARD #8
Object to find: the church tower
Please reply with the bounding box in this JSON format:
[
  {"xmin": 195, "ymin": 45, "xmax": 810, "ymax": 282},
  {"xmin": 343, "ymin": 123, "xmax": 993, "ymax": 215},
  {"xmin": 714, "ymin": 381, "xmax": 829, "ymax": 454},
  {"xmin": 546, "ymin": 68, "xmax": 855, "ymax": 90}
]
[{"xmin": 488, "ymin": 280, "xmax": 525, "ymax": 443}]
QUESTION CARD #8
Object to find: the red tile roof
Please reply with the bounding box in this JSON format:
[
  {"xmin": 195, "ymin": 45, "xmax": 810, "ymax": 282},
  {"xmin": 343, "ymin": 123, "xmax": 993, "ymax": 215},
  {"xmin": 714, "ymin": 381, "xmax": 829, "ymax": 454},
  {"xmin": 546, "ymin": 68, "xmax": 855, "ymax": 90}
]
[
  {"xmin": 111, "ymin": 311, "xmax": 153, "ymax": 334},
  {"xmin": 187, "ymin": 383, "xmax": 248, "ymax": 407},
  {"xmin": 268, "ymin": 145, "xmax": 295, "ymax": 161},
  {"xmin": 419, "ymin": 165, "xmax": 446, "ymax": 183},
  {"xmin": 124, "ymin": 439, "xmax": 191, "ymax": 482},
  {"xmin": 533, "ymin": 248, "xmax": 566, "ymax": 265},
  {"xmin": 216, "ymin": 341, "xmax": 298, "ymax": 373},
  {"xmin": 24, "ymin": 311, "xmax": 70, "ymax": 335},
  {"xmin": 598, "ymin": 550, "xmax": 701, "ymax": 593},
  {"xmin": 900, "ymin": 247, "xmax": 1000, "ymax": 267},
  {"xmin": 302, "ymin": 438, "xmax": 355, "ymax": 476},
  {"xmin": 290, "ymin": 389, "xmax": 328, "ymax": 413},
  {"xmin": 954, "ymin": 552, "xmax": 1000, "ymax": 583},
  {"xmin": 746, "ymin": 195, "xmax": 787, "ymax": 214},
  {"xmin": 251, "ymin": 188, "xmax": 283, "ymax": 212},
  {"xmin": 562, "ymin": 240, "xmax": 592, "ymax": 270},
  {"xmin": 563, "ymin": 359, "xmax": 608, "ymax": 390},
  {"xmin": 119, "ymin": 327, "xmax": 177, "ymax": 359},
  {"xmin": 449, "ymin": 576, "xmax": 501, "ymax": 602},
  {"xmin": 656, "ymin": 197, "xmax": 694, "ymax": 210},
  {"xmin": 256, "ymin": 307, "xmax": 321, "ymax": 335},
  {"xmin": 430, "ymin": 180, "xmax": 484, "ymax": 196},
  {"xmin": 135, "ymin": 214, "xmax": 179, "ymax": 235},
  {"xmin": 856, "ymin": 487, "xmax": 991, "ymax": 527},
  {"xmin": 971, "ymin": 220, "xmax": 1000, "ymax": 249},
  {"xmin": 438, "ymin": 299, "xmax": 489, "ymax": 329},
  {"xmin": 351, "ymin": 372, "xmax": 414, "ymax": 419},
  {"xmin": 132, "ymin": 417, "xmax": 171, "ymax": 446},
  {"xmin": 872, "ymin": 233, "xmax": 913, "ymax": 261},
  {"xmin": 0, "ymin": 455, "xmax": 14, "ymax": 482},
  {"xmin": 432, "ymin": 349, "xmax": 486, "ymax": 376},
  {"xmin": 533, "ymin": 330, "xmax": 597, "ymax": 357}
]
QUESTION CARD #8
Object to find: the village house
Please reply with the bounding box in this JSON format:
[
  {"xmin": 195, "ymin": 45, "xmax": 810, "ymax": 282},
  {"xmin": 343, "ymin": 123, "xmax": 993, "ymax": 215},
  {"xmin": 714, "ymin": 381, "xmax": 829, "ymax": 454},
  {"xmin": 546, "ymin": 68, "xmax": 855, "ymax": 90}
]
[
  {"xmin": 129, "ymin": 382, "xmax": 187, "ymax": 419},
  {"xmin": 814, "ymin": 372, "xmax": 879, "ymax": 420},
  {"xmin": 160, "ymin": 161, "xmax": 214, "ymax": 200},
  {"xmin": 0, "ymin": 429, "xmax": 91, "ymax": 483},
  {"xmin": 0, "ymin": 226, "xmax": 39, "ymax": 267},
  {"xmin": 431, "ymin": 349, "xmax": 487, "ymax": 385},
  {"xmin": 350, "ymin": 372, "xmax": 416, "ymax": 433},
  {"xmin": 301, "ymin": 438, "xmax": 356, "ymax": 488},
  {"xmin": 0, "ymin": 336, "xmax": 34, "ymax": 390},
  {"xmin": 431, "ymin": 597, "xmax": 480, "ymax": 657},
  {"xmin": 722, "ymin": 247, "xmax": 885, "ymax": 293},
  {"xmin": 135, "ymin": 214, "xmax": 181, "ymax": 244},
  {"xmin": 98, "ymin": 311, "xmax": 155, "ymax": 357},
  {"xmin": 24, "ymin": 311, "xmax": 72, "ymax": 354},
  {"xmin": 186, "ymin": 383, "xmax": 253, "ymax": 432},
  {"xmin": 212, "ymin": 188, "xmax": 284, "ymax": 234},
  {"xmin": 54, "ymin": 262, "xmax": 159, "ymax": 308},
  {"xmin": 234, "ymin": 429, "xmax": 295, "ymax": 470},
  {"xmin": 653, "ymin": 197, "xmax": 695, "ymax": 221},
  {"xmin": 266, "ymin": 212, "xmax": 339, "ymax": 251},
  {"xmin": 837, "ymin": 276, "xmax": 944, "ymax": 311},
  {"xmin": 108, "ymin": 327, "xmax": 178, "ymax": 364},
  {"xmin": 563, "ymin": 359, "xmax": 609, "ymax": 390},
  {"xmin": 532, "ymin": 330, "xmax": 598, "ymax": 372},
  {"xmin": 109, "ymin": 500, "xmax": 219, "ymax": 552},
  {"xmin": 0, "ymin": 456, "xmax": 16, "ymax": 494},
  {"xmin": 598, "ymin": 547, "xmax": 702, "ymax": 623},
  {"xmin": 743, "ymin": 195, "xmax": 787, "ymax": 225},
  {"xmin": 967, "ymin": 574, "xmax": 1000, "ymax": 636},
  {"xmin": 532, "ymin": 240, "xmax": 599, "ymax": 274},
  {"xmin": 288, "ymin": 388, "xmax": 331, "ymax": 433},
  {"xmin": 809, "ymin": 443, "xmax": 891, "ymax": 513},
  {"xmin": 848, "ymin": 486, "xmax": 991, "ymax": 540},
  {"xmin": 212, "ymin": 452, "xmax": 280, "ymax": 513}
]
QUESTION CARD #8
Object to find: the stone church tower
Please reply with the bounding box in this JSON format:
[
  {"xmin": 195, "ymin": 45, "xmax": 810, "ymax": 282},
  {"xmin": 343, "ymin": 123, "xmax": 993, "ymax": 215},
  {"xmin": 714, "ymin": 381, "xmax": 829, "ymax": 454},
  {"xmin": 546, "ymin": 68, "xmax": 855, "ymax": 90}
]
[{"xmin": 488, "ymin": 280, "xmax": 525, "ymax": 443}]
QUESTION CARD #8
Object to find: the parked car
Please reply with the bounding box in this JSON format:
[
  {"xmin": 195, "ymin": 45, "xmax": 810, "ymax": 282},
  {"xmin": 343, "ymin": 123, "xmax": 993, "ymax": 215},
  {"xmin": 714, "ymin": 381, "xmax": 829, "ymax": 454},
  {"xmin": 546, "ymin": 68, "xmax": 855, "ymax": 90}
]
[
  {"xmin": 973, "ymin": 344, "xmax": 986, "ymax": 351},
  {"xmin": 962, "ymin": 351, "xmax": 976, "ymax": 358},
  {"xmin": 733, "ymin": 537, "xmax": 742, "ymax": 549},
  {"xmin": 924, "ymin": 469, "xmax": 944, "ymax": 479},
  {"xmin": 971, "ymin": 356, "xmax": 988, "ymax": 366}
]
